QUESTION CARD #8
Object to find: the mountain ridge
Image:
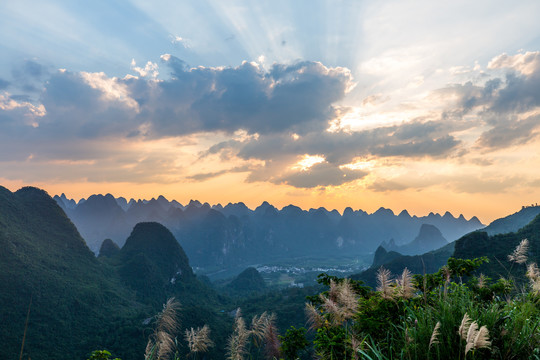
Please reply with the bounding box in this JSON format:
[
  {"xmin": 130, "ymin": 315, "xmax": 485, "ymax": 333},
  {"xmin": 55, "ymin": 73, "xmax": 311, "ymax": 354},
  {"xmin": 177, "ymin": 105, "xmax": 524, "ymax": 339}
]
[{"xmin": 54, "ymin": 193, "xmax": 484, "ymax": 272}]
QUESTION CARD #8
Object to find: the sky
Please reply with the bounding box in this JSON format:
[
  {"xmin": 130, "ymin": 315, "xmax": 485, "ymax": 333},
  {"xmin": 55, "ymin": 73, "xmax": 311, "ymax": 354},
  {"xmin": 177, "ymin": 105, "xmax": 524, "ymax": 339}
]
[{"xmin": 2, "ymin": 0, "xmax": 540, "ymax": 223}]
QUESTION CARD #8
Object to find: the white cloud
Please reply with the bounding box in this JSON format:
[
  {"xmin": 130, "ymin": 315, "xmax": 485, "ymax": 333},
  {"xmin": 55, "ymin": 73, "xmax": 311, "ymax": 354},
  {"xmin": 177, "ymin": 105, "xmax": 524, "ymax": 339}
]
[{"xmin": 488, "ymin": 51, "xmax": 540, "ymax": 75}]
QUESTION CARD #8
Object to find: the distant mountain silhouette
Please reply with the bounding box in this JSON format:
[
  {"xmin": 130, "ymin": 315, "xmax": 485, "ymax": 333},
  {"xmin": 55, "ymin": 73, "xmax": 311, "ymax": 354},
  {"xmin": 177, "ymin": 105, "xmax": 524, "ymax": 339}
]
[
  {"xmin": 98, "ymin": 238, "xmax": 120, "ymax": 257},
  {"xmin": 352, "ymin": 242, "xmax": 455, "ymax": 288},
  {"xmin": 371, "ymin": 246, "xmax": 403, "ymax": 267},
  {"xmin": 481, "ymin": 205, "xmax": 540, "ymax": 236},
  {"xmin": 454, "ymin": 212, "xmax": 540, "ymax": 282},
  {"xmin": 354, "ymin": 205, "xmax": 540, "ymax": 288},
  {"xmin": 116, "ymin": 222, "xmax": 195, "ymax": 303},
  {"xmin": 226, "ymin": 267, "xmax": 266, "ymax": 293},
  {"xmin": 393, "ymin": 224, "xmax": 448, "ymax": 255},
  {"xmin": 55, "ymin": 194, "xmax": 484, "ymax": 270}
]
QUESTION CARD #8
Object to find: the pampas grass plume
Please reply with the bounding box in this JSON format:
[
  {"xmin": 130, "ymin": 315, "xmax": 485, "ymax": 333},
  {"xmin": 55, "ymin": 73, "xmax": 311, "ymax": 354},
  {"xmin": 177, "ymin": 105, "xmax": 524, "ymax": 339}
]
[
  {"xmin": 376, "ymin": 267, "xmax": 394, "ymax": 300},
  {"xmin": 429, "ymin": 321, "xmax": 441, "ymax": 349},
  {"xmin": 508, "ymin": 239, "xmax": 529, "ymax": 264}
]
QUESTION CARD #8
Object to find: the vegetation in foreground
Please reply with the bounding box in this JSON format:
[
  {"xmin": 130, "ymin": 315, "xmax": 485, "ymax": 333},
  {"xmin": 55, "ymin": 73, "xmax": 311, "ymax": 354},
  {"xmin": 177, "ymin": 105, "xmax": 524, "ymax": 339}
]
[{"xmin": 93, "ymin": 240, "xmax": 540, "ymax": 360}]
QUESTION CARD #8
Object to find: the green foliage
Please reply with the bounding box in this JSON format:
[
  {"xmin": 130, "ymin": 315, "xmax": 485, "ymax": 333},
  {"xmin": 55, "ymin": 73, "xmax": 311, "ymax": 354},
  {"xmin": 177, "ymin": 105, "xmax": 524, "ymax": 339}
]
[
  {"xmin": 303, "ymin": 256, "xmax": 540, "ymax": 360},
  {"xmin": 279, "ymin": 326, "xmax": 309, "ymax": 360},
  {"xmin": 225, "ymin": 267, "xmax": 267, "ymax": 294},
  {"xmin": 447, "ymin": 256, "xmax": 489, "ymax": 279},
  {"xmin": 313, "ymin": 326, "xmax": 352, "ymax": 360},
  {"xmin": 87, "ymin": 350, "xmax": 121, "ymax": 360},
  {"xmin": 454, "ymin": 213, "xmax": 540, "ymax": 285}
]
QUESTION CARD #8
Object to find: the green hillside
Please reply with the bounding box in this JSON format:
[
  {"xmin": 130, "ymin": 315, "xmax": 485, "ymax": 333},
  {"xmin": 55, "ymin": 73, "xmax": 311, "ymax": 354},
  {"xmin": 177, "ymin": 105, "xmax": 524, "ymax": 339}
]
[
  {"xmin": 0, "ymin": 186, "xmax": 233, "ymax": 360},
  {"xmin": 454, "ymin": 213, "xmax": 540, "ymax": 283},
  {"xmin": 0, "ymin": 186, "xmax": 141, "ymax": 359}
]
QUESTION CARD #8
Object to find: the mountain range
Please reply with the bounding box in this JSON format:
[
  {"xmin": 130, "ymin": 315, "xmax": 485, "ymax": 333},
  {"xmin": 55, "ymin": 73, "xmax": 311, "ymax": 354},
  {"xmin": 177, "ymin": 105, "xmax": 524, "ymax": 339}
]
[
  {"xmin": 354, "ymin": 205, "xmax": 540, "ymax": 287},
  {"xmin": 2, "ymin": 185, "xmax": 539, "ymax": 359},
  {"xmin": 54, "ymin": 193, "xmax": 484, "ymax": 270}
]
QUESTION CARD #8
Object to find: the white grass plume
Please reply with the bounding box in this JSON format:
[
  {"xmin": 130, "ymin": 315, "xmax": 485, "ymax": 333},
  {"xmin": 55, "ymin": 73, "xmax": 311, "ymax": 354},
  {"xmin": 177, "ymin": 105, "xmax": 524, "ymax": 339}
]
[
  {"xmin": 145, "ymin": 298, "xmax": 181, "ymax": 360},
  {"xmin": 227, "ymin": 309, "xmax": 249, "ymax": 360},
  {"xmin": 465, "ymin": 322, "xmax": 491, "ymax": 356},
  {"xmin": 263, "ymin": 313, "xmax": 281, "ymax": 360},
  {"xmin": 429, "ymin": 321, "xmax": 441, "ymax": 349},
  {"xmin": 396, "ymin": 268, "xmax": 415, "ymax": 299},
  {"xmin": 477, "ymin": 273, "xmax": 487, "ymax": 289},
  {"xmin": 250, "ymin": 312, "xmax": 269, "ymax": 346},
  {"xmin": 508, "ymin": 239, "xmax": 529, "ymax": 264},
  {"xmin": 458, "ymin": 313, "xmax": 472, "ymax": 340},
  {"xmin": 305, "ymin": 302, "xmax": 324, "ymax": 330},
  {"xmin": 376, "ymin": 267, "xmax": 394, "ymax": 300},
  {"xmin": 335, "ymin": 278, "xmax": 359, "ymax": 316},
  {"xmin": 320, "ymin": 294, "xmax": 346, "ymax": 326},
  {"xmin": 185, "ymin": 324, "xmax": 213, "ymax": 354},
  {"xmin": 527, "ymin": 262, "xmax": 540, "ymax": 294}
]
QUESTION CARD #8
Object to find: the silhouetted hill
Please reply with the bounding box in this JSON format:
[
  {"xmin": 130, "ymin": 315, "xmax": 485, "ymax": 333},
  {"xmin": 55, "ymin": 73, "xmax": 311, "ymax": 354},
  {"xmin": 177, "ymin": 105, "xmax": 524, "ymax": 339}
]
[
  {"xmin": 0, "ymin": 186, "xmax": 137, "ymax": 360},
  {"xmin": 227, "ymin": 267, "xmax": 266, "ymax": 293},
  {"xmin": 55, "ymin": 194, "xmax": 484, "ymax": 272},
  {"xmin": 68, "ymin": 194, "xmax": 131, "ymax": 250},
  {"xmin": 482, "ymin": 205, "xmax": 540, "ymax": 236},
  {"xmin": 352, "ymin": 242, "xmax": 455, "ymax": 288},
  {"xmin": 118, "ymin": 222, "xmax": 194, "ymax": 302},
  {"xmin": 372, "ymin": 246, "xmax": 403, "ymax": 267},
  {"xmin": 0, "ymin": 186, "xmax": 233, "ymax": 360},
  {"xmin": 98, "ymin": 238, "xmax": 120, "ymax": 257},
  {"xmin": 454, "ymin": 213, "xmax": 540, "ymax": 282},
  {"xmin": 354, "ymin": 208, "xmax": 540, "ymax": 288},
  {"xmin": 397, "ymin": 224, "xmax": 448, "ymax": 255}
]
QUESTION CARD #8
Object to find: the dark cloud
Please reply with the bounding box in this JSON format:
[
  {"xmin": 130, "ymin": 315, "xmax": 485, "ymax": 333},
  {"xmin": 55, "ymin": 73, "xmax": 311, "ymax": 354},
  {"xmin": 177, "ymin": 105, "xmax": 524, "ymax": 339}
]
[
  {"xmin": 235, "ymin": 120, "xmax": 461, "ymax": 166},
  {"xmin": 489, "ymin": 72, "xmax": 540, "ymax": 114},
  {"xmin": 274, "ymin": 162, "xmax": 367, "ymax": 188},
  {"xmin": 371, "ymin": 135, "xmax": 460, "ymax": 157},
  {"xmin": 9, "ymin": 59, "xmax": 50, "ymax": 93},
  {"xmin": 38, "ymin": 70, "xmax": 137, "ymax": 139},
  {"xmin": 186, "ymin": 165, "xmax": 252, "ymax": 181},
  {"xmin": 433, "ymin": 54, "xmax": 540, "ymax": 151},
  {"xmin": 148, "ymin": 56, "xmax": 353, "ymax": 136},
  {"xmin": 12, "ymin": 59, "xmax": 46, "ymax": 80},
  {"xmin": 476, "ymin": 114, "xmax": 540, "ymax": 148},
  {"xmin": 9, "ymin": 94, "xmax": 31, "ymax": 102},
  {"xmin": 1, "ymin": 57, "xmax": 353, "ymax": 142}
]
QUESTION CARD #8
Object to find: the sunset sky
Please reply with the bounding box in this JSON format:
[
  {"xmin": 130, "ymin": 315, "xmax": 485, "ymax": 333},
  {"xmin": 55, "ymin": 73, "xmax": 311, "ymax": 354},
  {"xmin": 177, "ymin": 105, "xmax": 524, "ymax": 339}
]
[{"xmin": 2, "ymin": 0, "xmax": 540, "ymax": 223}]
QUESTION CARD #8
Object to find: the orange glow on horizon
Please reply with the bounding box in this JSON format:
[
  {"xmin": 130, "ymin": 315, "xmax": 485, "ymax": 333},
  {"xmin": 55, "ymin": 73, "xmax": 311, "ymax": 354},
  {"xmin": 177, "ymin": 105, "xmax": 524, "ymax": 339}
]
[{"xmin": 3, "ymin": 175, "xmax": 538, "ymax": 225}]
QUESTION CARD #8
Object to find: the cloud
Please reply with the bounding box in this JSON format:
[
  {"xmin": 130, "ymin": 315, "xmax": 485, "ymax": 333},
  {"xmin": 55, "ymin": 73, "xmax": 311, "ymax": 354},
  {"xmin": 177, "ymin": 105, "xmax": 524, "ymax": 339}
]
[
  {"xmin": 476, "ymin": 114, "xmax": 540, "ymax": 148},
  {"xmin": 171, "ymin": 35, "xmax": 191, "ymax": 48},
  {"xmin": 0, "ymin": 58, "xmax": 357, "ymax": 188},
  {"xmin": 12, "ymin": 59, "xmax": 47, "ymax": 80},
  {"xmin": 451, "ymin": 175, "xmax": 522, "ymax": 194},
  {"xmin": 2, "ymin": 51, "xmax": 540, "ymax": 190},
  {"xmin": 235, "ymin": 119, "xmax": 461, "ymax": 165},
  {"xmin": 425, "ymin": 52, "xmax": 540, "ymax": 151},
  {"xmin": 371, "ymin": 135, "xmax": 460, "ymax": 157},
  {"xmin": 488, "ymin": 51, "xmax": 540, "ymax": 76},
  {"xmin": 152, "ymin": 56, "xmax": 354, "ymax": 136},
  {"xmin": 274, "ymin": 162, "xmax": 368, "ymax": 188},
  {"xmin": 186, "ymin": 165, "xmax": 252, "ymax": 181},
  {"xmin": 368, "ymin": 179, "xmax": 409, "ymax": 192}
]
